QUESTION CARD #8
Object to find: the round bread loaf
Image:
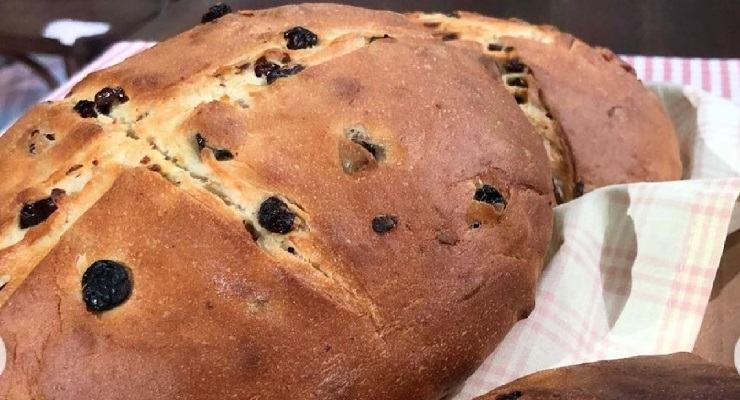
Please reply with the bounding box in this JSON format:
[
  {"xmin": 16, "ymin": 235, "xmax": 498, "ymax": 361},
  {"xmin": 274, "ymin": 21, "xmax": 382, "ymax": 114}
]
[
  {"xmin": 477, "ymin": 353, "xmax": 740, "ymax": 400},
  {"xmin": 0, "ymin": 4, "xmax": 552, "ymax": 399},
  {"xmin": 410, "ymin": 12, "xmax": 683, "ymax": 201}
]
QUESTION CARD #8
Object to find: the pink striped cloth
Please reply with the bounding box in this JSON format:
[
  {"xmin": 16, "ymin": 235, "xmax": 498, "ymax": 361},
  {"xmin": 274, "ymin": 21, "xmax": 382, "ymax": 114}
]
[
  {"xmin": 623, "ymin": 55, "xmax": 740, "ymax": 105},
  {"xmin": 16, "ymin": 43, "xmax": 740, "ymax": 397}
]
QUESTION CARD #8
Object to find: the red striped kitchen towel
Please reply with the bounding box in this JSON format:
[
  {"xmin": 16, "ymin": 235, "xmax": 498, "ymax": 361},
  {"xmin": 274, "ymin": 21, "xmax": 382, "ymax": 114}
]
[
  {"xmin": 623, "ymin": 55, "xmax": 740, "ymax": 105},
  {"xmin": 17, "ymin": 42, "xmax": 740, "ymax": 398}
]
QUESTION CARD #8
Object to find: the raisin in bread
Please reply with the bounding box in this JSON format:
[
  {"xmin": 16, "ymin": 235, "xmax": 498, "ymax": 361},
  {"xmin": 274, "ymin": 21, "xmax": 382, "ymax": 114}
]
[
  {"xmin": 477, "ymin": 353, "xmax": 740, "ymax": 400},
  {"xmin": 409, "ymin": 12, "xmax": 683, "ymax": 201},
  {"xmin": 0, "ymin": 4, "xmax": 552, "ymax": 399}
]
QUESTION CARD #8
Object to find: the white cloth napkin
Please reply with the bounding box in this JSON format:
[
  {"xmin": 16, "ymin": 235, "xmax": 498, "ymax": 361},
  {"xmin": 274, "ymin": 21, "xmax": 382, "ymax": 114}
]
[{"xmin": 454, "ymin": 86, "xmax": 740, "ymax": 398}]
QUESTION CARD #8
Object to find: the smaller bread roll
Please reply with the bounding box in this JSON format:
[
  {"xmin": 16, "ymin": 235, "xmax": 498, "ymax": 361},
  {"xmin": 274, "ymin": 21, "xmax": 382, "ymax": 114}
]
[
  {"xmin": 409, "ymin": 12, "xmax": 683, "ymax": 202},
  {"xmin": 476, "ymin": 353, "xmax": 740, "ymax": 400}
]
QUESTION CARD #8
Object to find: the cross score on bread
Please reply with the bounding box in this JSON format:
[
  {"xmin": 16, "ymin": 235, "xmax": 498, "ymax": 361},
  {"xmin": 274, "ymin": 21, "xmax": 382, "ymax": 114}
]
[{"xmin": 0, "ymin": 3, "xmax": 679, "ymax": 399}]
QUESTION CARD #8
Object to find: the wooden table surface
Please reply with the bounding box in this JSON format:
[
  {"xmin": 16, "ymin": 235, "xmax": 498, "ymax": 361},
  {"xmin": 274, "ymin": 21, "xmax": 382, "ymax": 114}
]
[{"xmin": 133, "ymin": 0, "xmax": 740, "ymax": 57}]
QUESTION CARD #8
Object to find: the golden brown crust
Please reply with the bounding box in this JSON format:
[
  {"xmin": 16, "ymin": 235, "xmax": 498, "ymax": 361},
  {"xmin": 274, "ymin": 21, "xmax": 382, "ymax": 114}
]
[
  {"xmin": 476, "ymin": 353, "xmax": 740, "ymax": 400},
  {"xmin": 0, "ymin": 4, "xmax": 551, "ymax": 399},
  {"xmin": 69, "ymin": 4, "xmax": 430, "ymax": 102},
  {"xmin": 409, "ymin": 12, "xmax": 682, "ymax": 193}
]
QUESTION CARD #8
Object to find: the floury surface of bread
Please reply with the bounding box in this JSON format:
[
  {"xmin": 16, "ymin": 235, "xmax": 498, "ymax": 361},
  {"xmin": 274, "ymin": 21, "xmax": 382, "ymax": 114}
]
[{"xmin": 0, "ymin": 4, "xmax": 552, "ymax": 399}]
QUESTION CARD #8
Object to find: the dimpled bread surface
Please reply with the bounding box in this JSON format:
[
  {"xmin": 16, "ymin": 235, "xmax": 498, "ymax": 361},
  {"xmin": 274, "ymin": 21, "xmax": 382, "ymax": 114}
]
[
  {"xmin": 410, "ymin": 12, "xmax": 682, "ymax": 197},
  {"xmin": 0, "ymin": 4, "xmax": 552, "ymax": 399},
  {"xmin": 476, "ymin": 353, "xmax": 740, "ymax": 400}
]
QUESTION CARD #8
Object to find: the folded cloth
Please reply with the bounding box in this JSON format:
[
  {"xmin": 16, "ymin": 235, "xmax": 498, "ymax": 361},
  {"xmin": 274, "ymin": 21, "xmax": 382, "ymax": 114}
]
[{"xmin": 452, "ymin": 86, "xmax": 740, "ymax": 398}]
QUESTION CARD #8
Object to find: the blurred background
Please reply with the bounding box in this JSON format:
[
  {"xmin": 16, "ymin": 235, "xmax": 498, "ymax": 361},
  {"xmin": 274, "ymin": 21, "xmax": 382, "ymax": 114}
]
[{"xmin": 1, "ymin": 0, "xmax": 739, "ymax": 128}]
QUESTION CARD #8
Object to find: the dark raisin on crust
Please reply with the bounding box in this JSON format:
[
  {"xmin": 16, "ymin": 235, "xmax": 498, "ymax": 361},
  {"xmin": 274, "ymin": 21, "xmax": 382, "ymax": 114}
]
[
  {"xmin": 372, "ymin": 215, "xmax": 398, "ymax": 234},
  {"xmin": 258, "ymin": 196, "xmax": 295, "ymax": 234},
  {"xmin": 254, "ymin": 56, "xmax": 280, "ymax": 78},
  {"xmin": 94, "ymin": 87, "xmax": 129, "ymax": 115},
  {"xmin": 506, "ymin": 77, "xmax": 528, "ymax": 88},
  {"xmin": 213, "ymin": 148, "xmax": 234, "ymax": 161},
  {"xmin": 28, "ymin": 143, "xmax": 37, "ymax": 154},
  {"xmin": 496, "ymin": 390, "xmax": 523, "ymax": 400},
  {"xmin": 82, "ymin": 260, "xmax": 132, "ymax": 312},
  {"xmin": 339, "ymin": 138, "xmax": 376, "ymax": 174},
  {"xmin": 283, "ymin": 26, "xmax": 319, "ymax": 50},
  {"xmin": 19, "ymin": 188, "xmax": 65, "ymax": 229},
  {"xmin": 356, "ymin": 140, "xmax": 383, "ymax": 159},
  {"xmin": 470, "ymin": 221, "xmax": 481, "ymax": 229},
  {"xmin": 345, "ymin": 127, "xmax": 385, "ymax": 161},
  {"xmin": 368, "ymin": 34, "xmax": 392, "ymax": 43},
  {"xmin": 574, "ymin": 180, "xmax": 585, "ymax": 198},
  {"xmin": 488, "ymin": 43, "xmax": 503, "ymax": 51},
  {"xmin": 552, "ymin": 176, "xmax": 565, "ymax": 204},
  {"xmin": 284, "ymin": 26, "xmax": 318, "ymax": 50},
  {"xmin": 514, "ymin": 92, "xmax": 528, "ymax": 104},
  {"xmin": 195, "ymin": 133, "xmax": 233, "ymax": 161},
  {"xmin": 266, "ymin": 64, "xmax": 305, "ymax": 84},
  {"xmin": 66, "ymin": 164, "xmax": 83, "ymax": 175},
  {"xmin": 44, "ymin": 133, "xmax": 56, "ymax": 141},
  {"xmin": 195, "ymin": 133, "xmax": 208, "ymax": 151},
  {"xmin": 441, "ymin": 32, "xmax": 460, "ymax": 41},
  {"xmin": 474, "ymin": 184, "xmax": 507, "ymax": 209},
  {"xmin": 201, "ymin": 2, "xmax": 232, "ymax": 23},
  {"xmin": 73, "ymin": 100, "xmax": 98, "ymax": 118},
  {"xmin": 504, "ymin": 59, "xmax": 527, "ymax": 73}
]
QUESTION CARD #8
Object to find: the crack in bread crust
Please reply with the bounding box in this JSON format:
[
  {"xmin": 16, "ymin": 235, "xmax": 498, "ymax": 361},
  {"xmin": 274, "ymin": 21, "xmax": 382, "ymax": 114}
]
[
  {"xmin": 125, "ymin": 30, "xmax": 389, "ymax": 327},
  {"xmin": 144, "ymin": 134, "xmax": 384, "ymax": 328}
]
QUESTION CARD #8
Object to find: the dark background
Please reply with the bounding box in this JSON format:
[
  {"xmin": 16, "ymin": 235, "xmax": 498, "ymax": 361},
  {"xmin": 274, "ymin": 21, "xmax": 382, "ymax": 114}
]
[
  {"xmin": 134, "ymin": 0, "xmax": 740, "ymax": 57},
  {"xmin": 1, "ymin": 0, "xmax": 738, "ymax": 75}
]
